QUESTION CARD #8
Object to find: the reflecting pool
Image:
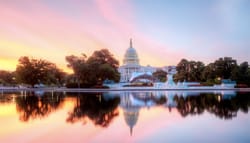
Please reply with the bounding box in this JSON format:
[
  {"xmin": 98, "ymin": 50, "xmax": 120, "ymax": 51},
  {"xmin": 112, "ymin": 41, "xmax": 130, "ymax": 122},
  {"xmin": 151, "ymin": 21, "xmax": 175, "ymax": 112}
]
[{"xmin": 0, "ymin": 90, "xmax": 250, "ymax": 143}]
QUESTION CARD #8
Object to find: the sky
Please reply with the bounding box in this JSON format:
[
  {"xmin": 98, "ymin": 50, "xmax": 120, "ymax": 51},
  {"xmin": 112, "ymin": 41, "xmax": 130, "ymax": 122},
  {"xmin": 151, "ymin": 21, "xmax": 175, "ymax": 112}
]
[{"xmin": 0, "ymin": 0, "xmax": 250, "ymax": 72}]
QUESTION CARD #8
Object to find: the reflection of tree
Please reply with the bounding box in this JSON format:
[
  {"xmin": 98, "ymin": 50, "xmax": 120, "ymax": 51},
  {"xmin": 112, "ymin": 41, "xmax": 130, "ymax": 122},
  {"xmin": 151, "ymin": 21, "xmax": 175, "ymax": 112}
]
[
  {"xmin": 153, "ymin": 96, "xmax": 167, "ymax": 105},
  {"xmin": 0, "ymin": 93, "xmax": 14, "ymax": 103},
  {"xmin": 174, "ymin": 92, "xmax": 250, "ymax": 119},
  {"xmin": 15, "ymin": 92, "xmax": 64, "ymax": 122},
  {"xmin": 67, "ymin": 93, "xmax": 120, "ymax": 127}
]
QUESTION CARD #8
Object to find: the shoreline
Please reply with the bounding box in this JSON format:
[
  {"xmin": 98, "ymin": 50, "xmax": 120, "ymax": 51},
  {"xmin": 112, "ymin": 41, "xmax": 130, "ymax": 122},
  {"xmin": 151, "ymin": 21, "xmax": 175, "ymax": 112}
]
[{"xmin": 1, "ymin": 87, "xmax": 250, "ymax": 92}]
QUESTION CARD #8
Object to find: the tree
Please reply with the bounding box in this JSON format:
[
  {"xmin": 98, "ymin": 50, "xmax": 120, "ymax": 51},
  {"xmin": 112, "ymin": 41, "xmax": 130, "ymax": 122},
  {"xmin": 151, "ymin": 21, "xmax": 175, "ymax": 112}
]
[
  {"xmin": 175, "ymin": 59, "xmax": 205, "ymax": 82},
  {"xmin": 86, "ymin": 49, "xmax": 120, "ymax": 86},
  {"xmin": 188, "ymin": 61, "xmax": 205, "ymax": 81},
  {"xmin": 153, "ymin": 70, "xmax": 167, "ymax": 82},
  {"xmin": 213, "ymin": 57, "xmax": 237, "ymax": 79},
  {"xmin": 47, "ymin": 66, "xmax": 66, "ymax": 87},
  {"xmin": 16, "ymin": 56, "xmax": 64, "ymax": 87},
  {"xmin": 231, "ymin": 62, "xmax": 250, "ymax": 86},
  {"xmin": 201, "ymin": 57, "xmax": 238, "ymax": 85},
  {"xmin": 65, "ymin": 54, "xmax": 87, "ymax": 88},
  {"xmin": 66, "ymin": 49, "xmax": 120, "ymax": 87},
  {"xmin": 87, "ymin": 49, "xmax": 119, "ymax": 69},
  {"xmin": 0, "ymin": 70, "xmax": 15, "ymax": 85},
  {"xmin": 201, "ymin": 63, "xmax": 219, "ymax": 85},
  {"xmin": 175, "ymin": 59, "xmax": 189, "ymax": 82}
]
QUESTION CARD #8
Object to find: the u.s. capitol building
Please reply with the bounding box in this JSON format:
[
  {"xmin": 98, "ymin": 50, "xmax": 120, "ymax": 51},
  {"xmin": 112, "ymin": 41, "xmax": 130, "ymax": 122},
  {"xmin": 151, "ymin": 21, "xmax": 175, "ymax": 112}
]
[{"xmin": 118, "ymin": 39, "xmax": 176, "ymax": 83}]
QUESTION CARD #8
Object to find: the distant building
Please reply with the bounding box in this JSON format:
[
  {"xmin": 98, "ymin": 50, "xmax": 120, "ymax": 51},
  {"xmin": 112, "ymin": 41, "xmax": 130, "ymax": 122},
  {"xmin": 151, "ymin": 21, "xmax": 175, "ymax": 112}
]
[{"xmin": 118, "ymin": 39, "xmax": 176, "ymax": 83}]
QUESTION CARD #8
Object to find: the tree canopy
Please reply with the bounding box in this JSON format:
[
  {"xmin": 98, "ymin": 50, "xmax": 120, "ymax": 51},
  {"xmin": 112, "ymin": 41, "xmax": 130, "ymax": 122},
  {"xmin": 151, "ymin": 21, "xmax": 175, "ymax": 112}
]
[
  {"xmin": 175, "ymin": 57, "xmax": 250, "ymax": 86},
  {"xmin": 175, "ymin": 59, "xmax": 205, "ymax": 82},
  {"xmin": 65, "ymin": 54, "xmax": 87, "ymax": 88},
  {"xmin": 66, "ymin": 49, "xmax": 120, "ymax": 88},
  {"xmin": 16, "ymin": 56, "xmax": 65, "ymax": 87},
  {"xmin": 153, "ymin": 70, "xmax": 167, "ymax": 82},
  {"xmin": 0, "ymin": 70, "xmax": 15, "ymax": 85}
]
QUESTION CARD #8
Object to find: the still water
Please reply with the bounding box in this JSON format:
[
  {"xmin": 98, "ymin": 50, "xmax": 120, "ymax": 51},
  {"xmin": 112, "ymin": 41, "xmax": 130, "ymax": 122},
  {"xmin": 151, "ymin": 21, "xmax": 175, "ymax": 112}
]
[{"xmin": 0, "ymin": 90, "xmax": 250, "ymax": 143}]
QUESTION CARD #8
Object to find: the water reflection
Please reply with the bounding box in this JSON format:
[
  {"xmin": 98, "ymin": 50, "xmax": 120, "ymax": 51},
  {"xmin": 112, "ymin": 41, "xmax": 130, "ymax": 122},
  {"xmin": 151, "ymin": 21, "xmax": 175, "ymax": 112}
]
[
  {"xmin": 15, "ymin": 92, "xmax": 64, "ymax": 121},
  {"xmin": 174, "ymin": 93, "xmax": 250, "ymax": 119},
  {"xmin": 0, "ymin": 92, "xmax": 16, "ymax": 103},
  {"xmin": 0, "ymin": 90, "xmax": 250, "ymax": 142},
  {"xmin": 0, "ymin": 90, "xmax": 250, "ymax": 124},
  {"xmin": 120, "ymin": 91, "xmax": 250, "ymax": 119},
  {"xmin": 120, "ymin": 92, "xmax": 167, "ymax": 135},
  {"xmin": 114, "ymin": 91, "xmax": 245, "ymax": 135},
  {"xmin": 67, "ymin": 93, "xmax": 120, "ymax": 127}
]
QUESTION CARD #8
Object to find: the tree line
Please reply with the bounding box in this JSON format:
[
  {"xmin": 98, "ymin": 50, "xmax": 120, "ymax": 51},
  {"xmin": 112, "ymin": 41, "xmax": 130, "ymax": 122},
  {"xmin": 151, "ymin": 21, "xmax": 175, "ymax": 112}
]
[
  {"xmin": 174, "ymin": 57, "xmax": 250, "ymax": 86},
  {"xmin": 0, "ymin": 49, "xmax": 249, "ymax": 87},
  {"xmin": 0, "ymin": 49, "xmax": 120, "ymax": 88}
]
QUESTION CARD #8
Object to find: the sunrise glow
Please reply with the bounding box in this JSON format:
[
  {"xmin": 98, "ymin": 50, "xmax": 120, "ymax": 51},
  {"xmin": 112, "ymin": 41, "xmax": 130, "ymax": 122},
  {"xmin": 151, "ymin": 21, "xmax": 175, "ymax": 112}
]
[{"xmin": 1, "ymin": 0, "xmax": 249, "ymax": 71}]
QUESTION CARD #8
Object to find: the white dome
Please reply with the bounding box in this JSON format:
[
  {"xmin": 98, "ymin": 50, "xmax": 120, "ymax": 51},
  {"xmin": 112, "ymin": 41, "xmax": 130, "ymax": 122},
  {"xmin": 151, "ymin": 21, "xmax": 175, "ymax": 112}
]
[{"xmin": 123, "ymin": 39, "xmax": 139, "ymax": 65}]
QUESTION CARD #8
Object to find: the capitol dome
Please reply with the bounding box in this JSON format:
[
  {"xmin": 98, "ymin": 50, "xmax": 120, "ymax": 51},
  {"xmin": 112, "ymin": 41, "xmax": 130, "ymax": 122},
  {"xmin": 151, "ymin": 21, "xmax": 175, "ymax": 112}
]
[{"xmin": 123, "ymin": 39, "xmax": 139, "ymax": 65}]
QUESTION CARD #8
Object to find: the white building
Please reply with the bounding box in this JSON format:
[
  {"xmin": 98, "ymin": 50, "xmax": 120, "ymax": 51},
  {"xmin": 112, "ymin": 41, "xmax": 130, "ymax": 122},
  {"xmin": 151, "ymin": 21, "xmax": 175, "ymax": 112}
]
[
  {"xmin": 118, "ymin": 39, "xmax": 157, "ymax": 82},
  {"xmin": 118, "ymin": 39, "xmax": 176, "ymax": 83}
]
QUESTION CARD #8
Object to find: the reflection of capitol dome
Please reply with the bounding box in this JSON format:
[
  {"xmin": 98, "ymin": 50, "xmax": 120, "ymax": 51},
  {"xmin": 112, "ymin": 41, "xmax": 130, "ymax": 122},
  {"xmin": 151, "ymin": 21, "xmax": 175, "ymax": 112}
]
[
  {"xmin": 123, "ymin": 39, "xmax": 139, "ymax": 65},
  {"xmin": 120, "ymin": 93, "xmax": 140, "ymax": 136},
  {"xmin": 123, "ymin": 107, "xmax": 139, "ymax": 136}
]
